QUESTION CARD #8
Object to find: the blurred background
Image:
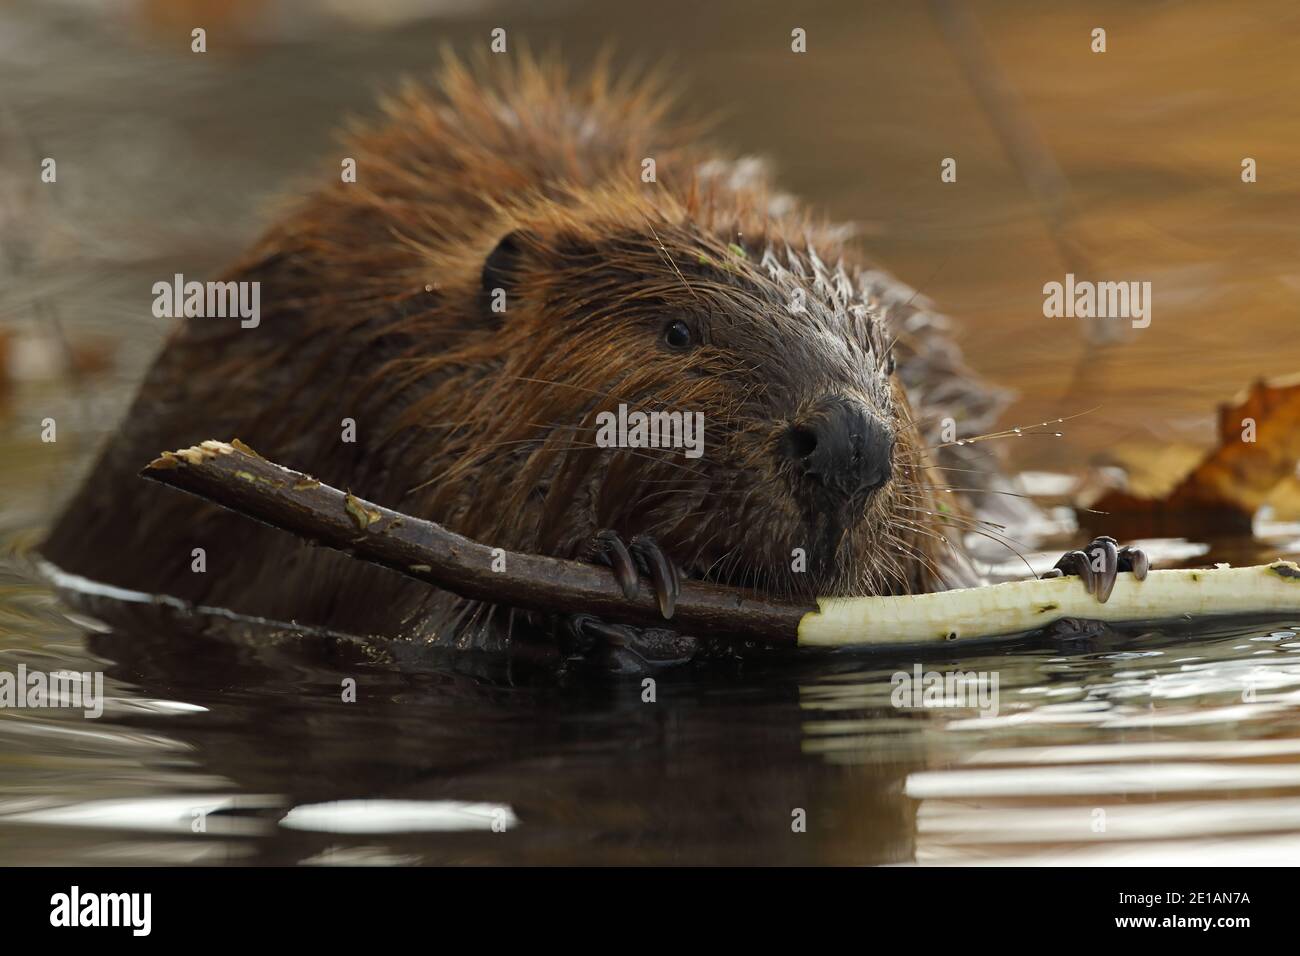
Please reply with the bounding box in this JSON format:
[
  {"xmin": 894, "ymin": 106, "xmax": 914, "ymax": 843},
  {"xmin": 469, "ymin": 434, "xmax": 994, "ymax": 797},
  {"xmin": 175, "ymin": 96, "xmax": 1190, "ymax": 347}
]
[
  {"xmin": 3, "ymin": 0, "xmax": 1300, "ymax": 867},
  {"xmin": 4, "ymin": 0, "xmax": 1300, "ymax": 519}
]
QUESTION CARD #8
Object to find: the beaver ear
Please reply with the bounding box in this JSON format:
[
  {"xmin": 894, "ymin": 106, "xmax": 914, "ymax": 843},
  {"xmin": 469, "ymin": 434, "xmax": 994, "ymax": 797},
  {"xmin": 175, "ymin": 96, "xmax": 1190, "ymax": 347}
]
[{"xmin": 481, "ymin": 231, "xmax": 531, "ymax": 296}]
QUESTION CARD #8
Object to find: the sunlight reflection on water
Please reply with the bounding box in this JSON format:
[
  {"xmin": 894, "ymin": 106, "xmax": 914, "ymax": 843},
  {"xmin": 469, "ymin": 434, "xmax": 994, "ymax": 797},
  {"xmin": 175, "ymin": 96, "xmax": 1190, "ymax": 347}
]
[{"xmin": 799, "ymin": 623, "xmax": 1300, "ymax": 863}]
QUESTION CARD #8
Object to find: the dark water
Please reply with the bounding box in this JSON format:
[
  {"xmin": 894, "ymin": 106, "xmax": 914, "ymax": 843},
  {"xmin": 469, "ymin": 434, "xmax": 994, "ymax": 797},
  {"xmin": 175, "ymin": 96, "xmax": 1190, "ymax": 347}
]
[
  {"xmin": 7, "ymin": 551, "xmax": 1300, "ymax": 865},
  {"xmin": 5, "ymin": 0, "xmax": 1300, "ymax": 865}
]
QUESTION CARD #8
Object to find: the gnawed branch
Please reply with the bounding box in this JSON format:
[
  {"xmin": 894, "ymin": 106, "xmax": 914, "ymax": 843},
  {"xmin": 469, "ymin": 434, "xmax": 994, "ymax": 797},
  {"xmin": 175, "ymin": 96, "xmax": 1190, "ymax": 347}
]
[
  {"xmin": 803, "ymin": 562, "xmax": 1300, "ymax": 647},
  {"xmin": 141, "ymin": 440, "xmax": 811, "ymax": 644},
  {"xmin": 141, "ymin": 440, "xmax": 1300, "ymax": 649}
]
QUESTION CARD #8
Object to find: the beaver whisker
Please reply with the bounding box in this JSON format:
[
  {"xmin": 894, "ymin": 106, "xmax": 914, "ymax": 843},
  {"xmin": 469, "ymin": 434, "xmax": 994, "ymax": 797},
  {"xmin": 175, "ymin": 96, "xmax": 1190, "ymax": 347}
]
[
  {"xmin": 889, "ymin": 511, "xmax": 956, "ymax": 544},
  {"xmin": 634, "ymin": 490, "xmax": 708, "ymax": 514},
  {"xmin": 892, "ymin": 498, "xmax": 1008, "ymax": 534},
  {"xmin": 919, "ymin": 463, "xmax": 1005, "ymax": 477},
  {"xmin": 497, "ymin": 373, "xmax": 715, "ymax": 417},
  {"xmin": 409, "ymin": 436, "xmax": 714, "ymax": 498},
  {"xmin": 677, "ymin": 522, "xmax": 731, "ymax": 580},
  {"xmin": 894, "ymin": 508, "xmax": 1036, "ymax": 574},
  {"xmin": 887, "ymin": 525, "xmax": 964, "ymax": 584},
  {"xmin": 585, "ymin": 445, "xmax": 714, "ymax": 479},
  {"xmin": 700, "ymin": 542, "xmax": 743, "ymax": 584},
  {"xmin": 644, "ymin": 219, "xmax": 701, "ymax": 304},
  {"xmin": 640, "ymin": 506, "xmax": 718, "ymax": 539},
  {"xmin": 873, "ymin": 536, "xmax": 919, "ymax": 591}
]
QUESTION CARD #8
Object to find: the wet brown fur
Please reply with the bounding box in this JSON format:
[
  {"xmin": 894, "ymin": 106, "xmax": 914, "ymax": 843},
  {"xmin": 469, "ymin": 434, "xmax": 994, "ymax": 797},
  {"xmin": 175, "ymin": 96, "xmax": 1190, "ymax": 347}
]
[{"xmin": 41, "ymin": 53, "xmax": 1005, "ymax": 648}]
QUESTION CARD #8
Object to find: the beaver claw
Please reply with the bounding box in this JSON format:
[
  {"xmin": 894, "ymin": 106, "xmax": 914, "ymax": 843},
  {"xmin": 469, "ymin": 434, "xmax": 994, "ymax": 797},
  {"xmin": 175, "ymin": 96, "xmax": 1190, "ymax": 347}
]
[
  {"xmin": 588, "ymin": 529, "xmax": 682, "ymax": 620},
  {"xmin": 564, "ymin": 613, "xmax": 697, "ymax": 674},
  {"xmin": 1041, "ymin": 535, "xmax": 1150, "ymax": 603}
]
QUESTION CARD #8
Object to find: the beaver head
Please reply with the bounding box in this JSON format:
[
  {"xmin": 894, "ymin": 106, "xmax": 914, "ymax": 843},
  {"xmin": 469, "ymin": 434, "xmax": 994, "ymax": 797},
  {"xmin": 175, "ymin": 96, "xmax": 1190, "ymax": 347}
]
[{"xmin": 385, "ymin": 186, "xmax": 941, "ymax": 601}]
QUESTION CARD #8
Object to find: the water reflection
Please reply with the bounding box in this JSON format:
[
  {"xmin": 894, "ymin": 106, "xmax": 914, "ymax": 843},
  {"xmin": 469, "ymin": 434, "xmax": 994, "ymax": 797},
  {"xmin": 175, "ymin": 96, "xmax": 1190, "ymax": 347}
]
[
  {"xmin": 279, "ymin": 800, "xmax": 518, "ymax": 833},
  {"xmin": 6, "ymin": 556, "xmax": 1300, "ymax": 864},
  {"xmin": 0, "ymin": 588, "xmax": 925, "ymax": 864},
  {"xmin": 798, "ymin": 621, "xmax": 1300, "ymax": 863}
]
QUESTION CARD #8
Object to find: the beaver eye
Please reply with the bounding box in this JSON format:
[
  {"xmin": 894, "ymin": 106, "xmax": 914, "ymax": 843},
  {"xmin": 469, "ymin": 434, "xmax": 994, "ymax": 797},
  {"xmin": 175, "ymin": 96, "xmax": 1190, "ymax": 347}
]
[{"xmin": 663, "ymin": 319, "xmax": 693, "ymax": 350}]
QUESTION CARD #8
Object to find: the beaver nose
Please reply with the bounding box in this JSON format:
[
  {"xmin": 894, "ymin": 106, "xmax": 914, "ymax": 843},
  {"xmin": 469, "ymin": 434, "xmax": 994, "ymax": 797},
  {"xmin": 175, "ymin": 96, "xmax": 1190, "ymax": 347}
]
[{"xmin": 783, "ymin": 399, "xmax": 894, "ymax": 501}]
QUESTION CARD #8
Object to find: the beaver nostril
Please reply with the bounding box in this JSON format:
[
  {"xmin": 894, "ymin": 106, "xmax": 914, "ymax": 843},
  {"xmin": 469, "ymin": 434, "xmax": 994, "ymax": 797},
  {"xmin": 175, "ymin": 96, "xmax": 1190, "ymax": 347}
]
[
  {"xmin": 784, "ymin": 401, "xmax": 894, "ymax": 500},
  {"xmin": 785, "ymin": 426, "xmax": 819, "ymax": 460}
]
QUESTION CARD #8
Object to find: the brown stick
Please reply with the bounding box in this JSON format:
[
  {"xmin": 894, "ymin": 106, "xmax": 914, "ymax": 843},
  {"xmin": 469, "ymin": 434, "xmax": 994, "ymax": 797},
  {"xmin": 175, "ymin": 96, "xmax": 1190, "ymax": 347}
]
[{"xmin": 140, "ymin": 440, "xmax": 811, "ymax": 645}]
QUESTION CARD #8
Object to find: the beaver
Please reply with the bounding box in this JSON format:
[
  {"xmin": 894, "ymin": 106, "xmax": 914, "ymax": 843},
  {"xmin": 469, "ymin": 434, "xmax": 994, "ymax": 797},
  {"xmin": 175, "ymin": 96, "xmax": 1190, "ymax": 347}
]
[{"xmin": 39, "ymin": 54, "xmax": 1145, "ymax": 668}]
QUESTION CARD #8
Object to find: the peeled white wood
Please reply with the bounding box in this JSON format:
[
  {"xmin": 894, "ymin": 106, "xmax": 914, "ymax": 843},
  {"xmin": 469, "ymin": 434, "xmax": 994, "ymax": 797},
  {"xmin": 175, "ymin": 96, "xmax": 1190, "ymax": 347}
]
[{"xmin": 797, "ymin": 562, "xmax": 1300, "ymax": 647}]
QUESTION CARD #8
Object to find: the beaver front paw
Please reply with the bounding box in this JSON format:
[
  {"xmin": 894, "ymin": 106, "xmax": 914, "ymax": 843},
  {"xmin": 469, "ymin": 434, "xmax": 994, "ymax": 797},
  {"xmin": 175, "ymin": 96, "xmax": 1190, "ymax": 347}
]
[
  {"xmin": 586, "ymin": 528, "xmax": 682, "ymax": 619},
  {"xmin": 563, "ymin": 613, "xmax": 697, "ymax": 674},
  {"xmin": 1042, "ymin": 535, "xmax": 1150, "ymax": 603}
]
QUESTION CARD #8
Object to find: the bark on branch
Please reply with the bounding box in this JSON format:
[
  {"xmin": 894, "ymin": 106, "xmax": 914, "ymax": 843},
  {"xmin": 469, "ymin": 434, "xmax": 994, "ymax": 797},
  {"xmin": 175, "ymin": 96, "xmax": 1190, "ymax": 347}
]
[
  {"xmin": 141, "ymin": 440, "xmax": 1300, "ymax": 650},
  {"xmin": 141, "ymin": 440, "xmax": 811, "ymax": 645}
]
